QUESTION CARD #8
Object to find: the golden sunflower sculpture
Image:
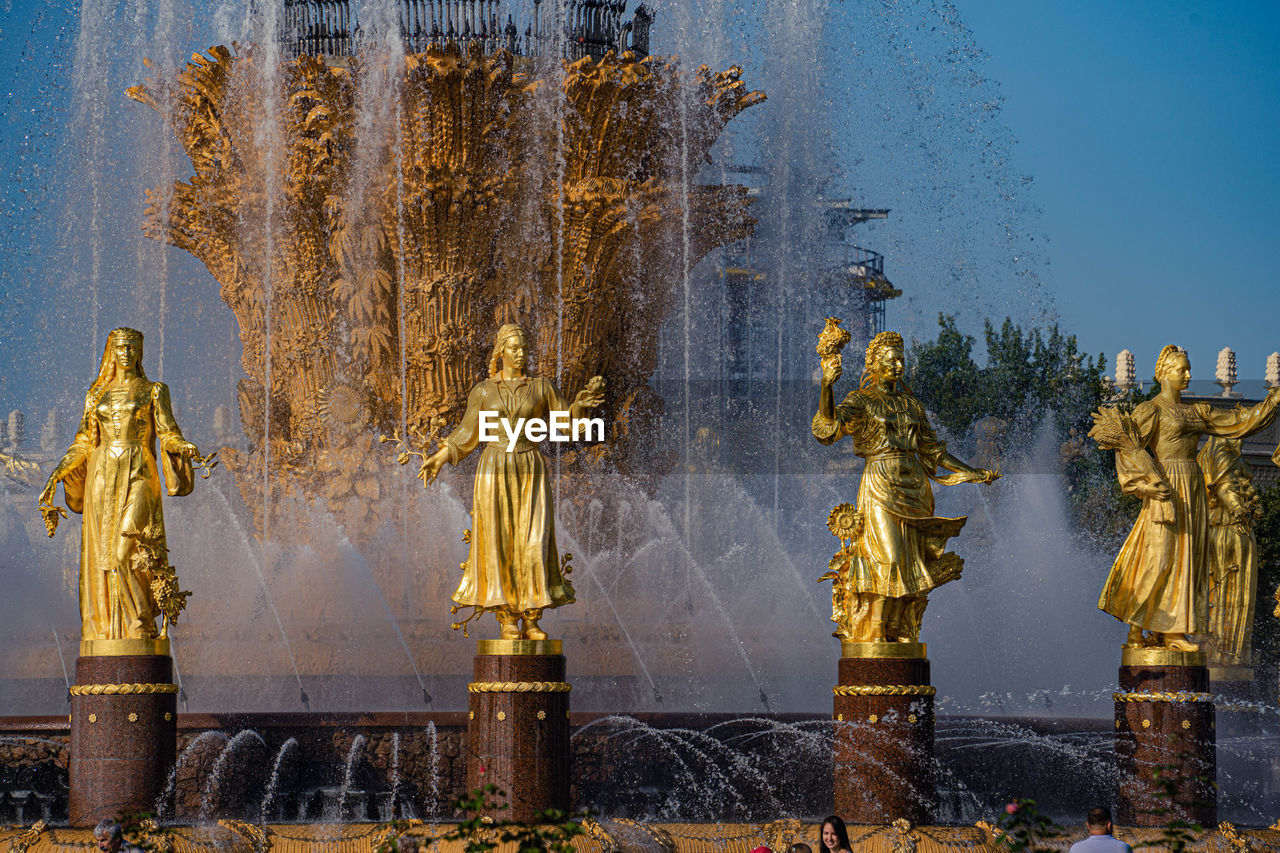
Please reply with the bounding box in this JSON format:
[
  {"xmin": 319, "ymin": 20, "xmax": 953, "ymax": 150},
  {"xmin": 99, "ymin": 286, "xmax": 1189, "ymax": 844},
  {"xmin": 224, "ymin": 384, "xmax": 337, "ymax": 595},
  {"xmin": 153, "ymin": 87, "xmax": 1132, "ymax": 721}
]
[{"xmin": 827, "ymin": 502, "xmax": 862, "ymax": 544}]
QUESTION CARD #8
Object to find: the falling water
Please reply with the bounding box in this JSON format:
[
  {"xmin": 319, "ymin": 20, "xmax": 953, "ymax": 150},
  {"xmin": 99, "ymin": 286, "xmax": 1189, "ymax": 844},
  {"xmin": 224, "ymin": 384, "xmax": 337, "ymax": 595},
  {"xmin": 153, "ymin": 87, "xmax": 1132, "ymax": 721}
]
[
  {"xmin": 259, "ymin": 736, "xmax": 299, "ymax": 820},
  {"xmin": 68, "ymin": 0, "xmax": 111, "ymax": 356},
  {"xmin": 423, "ymin": 721, "xmax": 440, "ymax": 817},
  {"xmin": 157, "ymin": 729, "xmax": 230, "ymax": 817},
  {"xmin": 199, "ymin": 729, "xmax": 267, "ymax": 819},
  {"xmin": 207, "ymin": 479, "xmax": 308, "ymax": 704},
  {"xmin": 335, "ymin": 734, "xmax": 368, "ymax": 819}
]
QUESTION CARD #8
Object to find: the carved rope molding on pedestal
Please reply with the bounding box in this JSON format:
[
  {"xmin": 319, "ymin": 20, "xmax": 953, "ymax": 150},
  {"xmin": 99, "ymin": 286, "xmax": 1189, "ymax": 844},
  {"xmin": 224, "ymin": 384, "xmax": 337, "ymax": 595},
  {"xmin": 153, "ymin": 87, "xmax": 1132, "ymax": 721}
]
[
  {"xmin": 1112, "ymin": 690, "xmax": 1214, "ymax": 703},
  {"xmin": 467, "ymin": 681, "xmax": 572, "ymax": 693},
  {"xmin": 68, "ymin": 682, "xmax": 180, "ymax": 696},
  {"xmin": 833, "ymin": 685, "xmax": 937, "ymax": 697}
]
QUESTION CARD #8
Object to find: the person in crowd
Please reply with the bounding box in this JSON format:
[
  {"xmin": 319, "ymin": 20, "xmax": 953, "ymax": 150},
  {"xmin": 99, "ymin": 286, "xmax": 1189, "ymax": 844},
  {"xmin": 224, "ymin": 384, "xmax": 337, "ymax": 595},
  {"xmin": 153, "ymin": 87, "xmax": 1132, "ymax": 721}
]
[
  {"xmin": 1068, "ymin": 807, "xmax": 1131, "ymax": 853},
  {"xmin": 93, "ymin": 819, "xmax": 143, "ymax": 853},
  {"xmin": 819, "ymin": 815, "xmax": 852, "ymax": 853}
]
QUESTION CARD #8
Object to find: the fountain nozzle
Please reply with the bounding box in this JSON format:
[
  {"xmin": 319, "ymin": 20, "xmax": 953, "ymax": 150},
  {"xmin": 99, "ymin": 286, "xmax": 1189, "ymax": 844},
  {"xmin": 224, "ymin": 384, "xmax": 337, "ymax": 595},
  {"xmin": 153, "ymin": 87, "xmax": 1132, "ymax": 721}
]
[
  {"xmin": 654, "ymin": 690, "xmax": 663, "ymax": 704},
  {"xmin": 759, "ymin": 690, "xmax": 770, "ymax": 710},
  {"xmin": 300, "ymin": 688, "xmax": 310, "ymax": 710},
  {"xmin": 422, "ymin": 688, "xmax": 433, "ymax": 705}
]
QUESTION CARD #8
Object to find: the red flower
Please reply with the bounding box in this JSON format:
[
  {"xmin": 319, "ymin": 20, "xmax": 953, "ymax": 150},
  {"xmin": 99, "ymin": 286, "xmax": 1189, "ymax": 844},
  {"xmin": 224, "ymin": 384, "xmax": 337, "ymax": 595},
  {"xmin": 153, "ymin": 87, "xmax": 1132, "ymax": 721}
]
[{"xmin": 1005, "ymin": 803, "xmax": 1019, "ymax": 815}]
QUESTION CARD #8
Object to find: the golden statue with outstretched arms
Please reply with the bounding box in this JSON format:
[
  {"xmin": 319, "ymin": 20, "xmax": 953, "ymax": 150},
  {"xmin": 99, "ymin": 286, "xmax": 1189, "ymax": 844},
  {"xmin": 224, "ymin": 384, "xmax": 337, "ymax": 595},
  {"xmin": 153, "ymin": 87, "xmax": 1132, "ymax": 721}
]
[
  {"xmin": 1089, "ymin": 345, "xmax": 1280, "ymax": 651},
  {"xmin": 813, "ymin": 323, "xmax": 999, "ymax": 643},
  {"xmin": 417, "ymin": 323, "xmax": 604, "ymax": 641},
  {"xmin": 39, "ymin": 328, "xmax": 203, "ymax": 648}
]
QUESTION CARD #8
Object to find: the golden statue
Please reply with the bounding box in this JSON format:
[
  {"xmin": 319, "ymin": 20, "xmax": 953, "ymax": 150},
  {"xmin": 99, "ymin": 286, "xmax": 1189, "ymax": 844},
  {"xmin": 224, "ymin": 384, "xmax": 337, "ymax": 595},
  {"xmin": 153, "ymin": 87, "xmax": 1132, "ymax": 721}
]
[
  {"xmin": 1089, "ymin": 345, "xmax": 1280, "ymax": 651},
  {"xmin": 813, "ymin": 323, "xmax": 1000, "ymax": 643},
  {"xmin": 38, "ymin": 329, "xmax": 203, "ymax": 649},
  {"xmin": 1198, "ymin": 436, "xmax": 1262, "ymax": 669},
  {"xmin": 417, "ymin": 323, "xmax": 605, "ymax": 640}
]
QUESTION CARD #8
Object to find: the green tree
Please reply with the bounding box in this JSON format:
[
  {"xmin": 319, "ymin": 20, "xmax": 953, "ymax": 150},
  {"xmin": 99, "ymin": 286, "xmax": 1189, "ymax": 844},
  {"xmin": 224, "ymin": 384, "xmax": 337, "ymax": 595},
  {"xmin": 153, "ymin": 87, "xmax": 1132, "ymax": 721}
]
[
  {"xmin": 908, "ymin": 313, "xmax": 1115, "ymax": 534},
  {"xmin": 1253, "ymin": 483, "xmax": 1280, "ymax": 694},
  {"xmin": 906, "ymin": 314, "xmax": 984, "ymax": 437}
]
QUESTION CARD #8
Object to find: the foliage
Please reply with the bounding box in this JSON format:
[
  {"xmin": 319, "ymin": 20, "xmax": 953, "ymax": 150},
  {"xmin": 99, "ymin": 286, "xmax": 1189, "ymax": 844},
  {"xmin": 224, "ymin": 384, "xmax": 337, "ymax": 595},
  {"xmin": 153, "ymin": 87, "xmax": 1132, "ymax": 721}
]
[
  {"xmin": 908, "ymin": 314, "xmax": 1116, "ymax": 535},
  {"xmin": 116, "ymin": 811, "xmax": 175, "ymax": 853},
  {"xmin": 906, "ymin": 314, "xmax": 984, "ymax": 438},
  {"xmin": 377, "ymin": 785, "xmax": 586, "ymax": 853},
  {"xmin": 993, "ymin": 799, "xmax": 1065, "ymax": 852},
  {"xmin": 908, "ymin": 314, "xmax": 1108, "ymax": 437},
  {"xmin": 1132, "ymin": 764, "xmax": 1205, "ymax": 853},
  {"xmin": 1253, "ymin": 483, "xmax": 1280, "ymax": 692}
]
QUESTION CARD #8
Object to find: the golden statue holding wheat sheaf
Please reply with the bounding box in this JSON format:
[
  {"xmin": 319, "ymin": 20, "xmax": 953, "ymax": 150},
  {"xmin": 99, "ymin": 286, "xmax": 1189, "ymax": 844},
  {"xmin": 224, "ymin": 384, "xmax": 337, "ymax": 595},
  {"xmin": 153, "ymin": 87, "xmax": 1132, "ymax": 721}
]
[{"xmin": 1089, "ymin": 345, "xmax": 1280, "ymax": 652}]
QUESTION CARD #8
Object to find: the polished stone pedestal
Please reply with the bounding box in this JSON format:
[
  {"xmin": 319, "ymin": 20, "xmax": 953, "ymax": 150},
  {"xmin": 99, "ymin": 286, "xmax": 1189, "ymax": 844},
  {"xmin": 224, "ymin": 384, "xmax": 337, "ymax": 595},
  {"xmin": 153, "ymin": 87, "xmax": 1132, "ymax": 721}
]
[
  {"xmin": 69, "ymin": 641, "xmax": 177, "ymax": 827},
  {"xmin": 466, "ymin": 639, "xmax": 570, "ymax": 821},
  {"xmin": 833, "ymin": 642, "xmax": 934, "ymax": 824},
  {"xmin": 1114, "ymin": 648, "xmax": 1216, "ymax": 827}
]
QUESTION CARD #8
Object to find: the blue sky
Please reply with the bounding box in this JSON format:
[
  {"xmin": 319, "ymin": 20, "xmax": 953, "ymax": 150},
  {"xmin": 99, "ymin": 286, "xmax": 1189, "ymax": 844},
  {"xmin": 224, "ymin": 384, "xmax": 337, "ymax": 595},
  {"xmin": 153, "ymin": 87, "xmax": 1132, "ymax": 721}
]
[{"xmin": 955, "ymin": 0, "xmax": 1280, "ymax": 382}]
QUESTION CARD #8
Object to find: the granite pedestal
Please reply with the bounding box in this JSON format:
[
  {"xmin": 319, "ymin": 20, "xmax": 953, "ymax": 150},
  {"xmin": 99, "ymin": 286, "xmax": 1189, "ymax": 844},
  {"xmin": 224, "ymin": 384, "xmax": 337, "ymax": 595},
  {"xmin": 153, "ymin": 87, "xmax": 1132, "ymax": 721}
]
[
  {"xmin": 69, "ymin": 640, "xmax": 177, "ymax": 827},
  {"xmin": 833, "ymin": 642, "xmax": 935, "ymax": 824},
  {"xmin": 466, "ymin": 639, "xmax": 570, "ymax": 821},
  {"xmin": 1114, "ymin": 648, "xmax": 1216, "ymax": 827}
]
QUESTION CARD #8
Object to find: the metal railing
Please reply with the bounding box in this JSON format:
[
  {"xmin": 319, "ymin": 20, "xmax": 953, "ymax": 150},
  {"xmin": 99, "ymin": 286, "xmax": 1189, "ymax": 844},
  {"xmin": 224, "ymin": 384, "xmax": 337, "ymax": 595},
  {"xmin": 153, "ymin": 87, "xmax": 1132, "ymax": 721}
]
[
  {"xmin": 281, "ymin": 0, "xmax": 651, "ymax": 60},
  {"xmin": 827, "ymin": 242, "xmax": 884, "ymax": 279}
]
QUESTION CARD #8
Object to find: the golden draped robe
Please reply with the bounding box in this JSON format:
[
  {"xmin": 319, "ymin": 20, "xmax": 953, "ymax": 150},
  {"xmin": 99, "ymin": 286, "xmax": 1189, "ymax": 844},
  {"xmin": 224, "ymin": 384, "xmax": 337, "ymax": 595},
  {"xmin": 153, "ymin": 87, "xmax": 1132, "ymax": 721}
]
[
  {"xmin": 50, "ymin": 380, "xmax": 194, "ymax": 640},
  {"xmin": 1198, "ymin": 436, "xmax": 1258, "ymax": 666},
  {"xmin": 441, "ymin": 376, "xmax": 576, "ymax": 614},
  {"xmin": 813, "ymin": 386, "xmax": 978, "ymax": 636},
  {"xmin": 1100, "ymin": 395, "xmax": 1278, "ymax": 635}
]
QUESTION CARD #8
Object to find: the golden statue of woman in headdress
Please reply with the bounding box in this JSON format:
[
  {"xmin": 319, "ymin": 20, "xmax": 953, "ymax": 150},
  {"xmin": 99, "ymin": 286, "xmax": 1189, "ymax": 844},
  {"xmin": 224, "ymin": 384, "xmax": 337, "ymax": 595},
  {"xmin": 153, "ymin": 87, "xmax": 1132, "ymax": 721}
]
[
  {"xmin": 417, "ymin": 323, "xmax": 605, "ymax": 640},
  {"xmin": 38, "ymin": 328, "xmax": 202, "ymax": 648},
  {"xmin": 813, "ymin": 324, "xmax": 1000, "ymax": 643}
]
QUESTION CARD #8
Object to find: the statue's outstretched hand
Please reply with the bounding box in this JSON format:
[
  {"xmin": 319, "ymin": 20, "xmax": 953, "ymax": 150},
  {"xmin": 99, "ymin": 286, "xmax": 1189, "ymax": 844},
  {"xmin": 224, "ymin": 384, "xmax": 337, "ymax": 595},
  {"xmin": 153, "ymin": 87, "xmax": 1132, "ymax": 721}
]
[
  {"xmin": 38, "ymin": 480, "xmax": 66, "ymax": 537},
  {"xmin": 980, "ymin": 468, "xmax": 1002, "ymax": 484},
  {"xmin": 575, "ymin": 376, "xmax": 606, "ymax": 410},
  {"xmin": 418, "ymin": 453, "xmax": 445, "ymax": 486}
]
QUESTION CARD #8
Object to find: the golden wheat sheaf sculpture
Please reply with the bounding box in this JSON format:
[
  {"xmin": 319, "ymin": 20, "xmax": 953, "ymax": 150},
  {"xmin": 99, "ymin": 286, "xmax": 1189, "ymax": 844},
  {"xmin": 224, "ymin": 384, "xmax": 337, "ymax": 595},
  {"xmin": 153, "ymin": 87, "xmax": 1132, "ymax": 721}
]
[{"xmin": 128, "ymin": 43, "xmax": 763, "ymax": 539}]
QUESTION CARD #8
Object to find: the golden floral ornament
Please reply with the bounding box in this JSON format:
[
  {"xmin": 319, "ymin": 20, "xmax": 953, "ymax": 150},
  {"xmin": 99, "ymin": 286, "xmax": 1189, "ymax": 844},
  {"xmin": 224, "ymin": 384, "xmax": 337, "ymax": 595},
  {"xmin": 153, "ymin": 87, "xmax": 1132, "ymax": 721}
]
[
  {"xmin": 39, "ymin": 502, "xmax": 67, "ymax": 538},
  {"xmin": 827, "ymin": 502, "xmax": 862, "ymax": 543}
]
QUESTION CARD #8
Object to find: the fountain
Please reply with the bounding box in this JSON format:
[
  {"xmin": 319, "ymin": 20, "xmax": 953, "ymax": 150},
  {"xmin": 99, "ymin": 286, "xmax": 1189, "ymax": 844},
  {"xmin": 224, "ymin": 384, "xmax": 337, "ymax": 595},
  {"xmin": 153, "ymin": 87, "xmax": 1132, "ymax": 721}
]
[{"xmin": 2, "ymin": 0, "xmax": 1280, "ymax": 847}]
